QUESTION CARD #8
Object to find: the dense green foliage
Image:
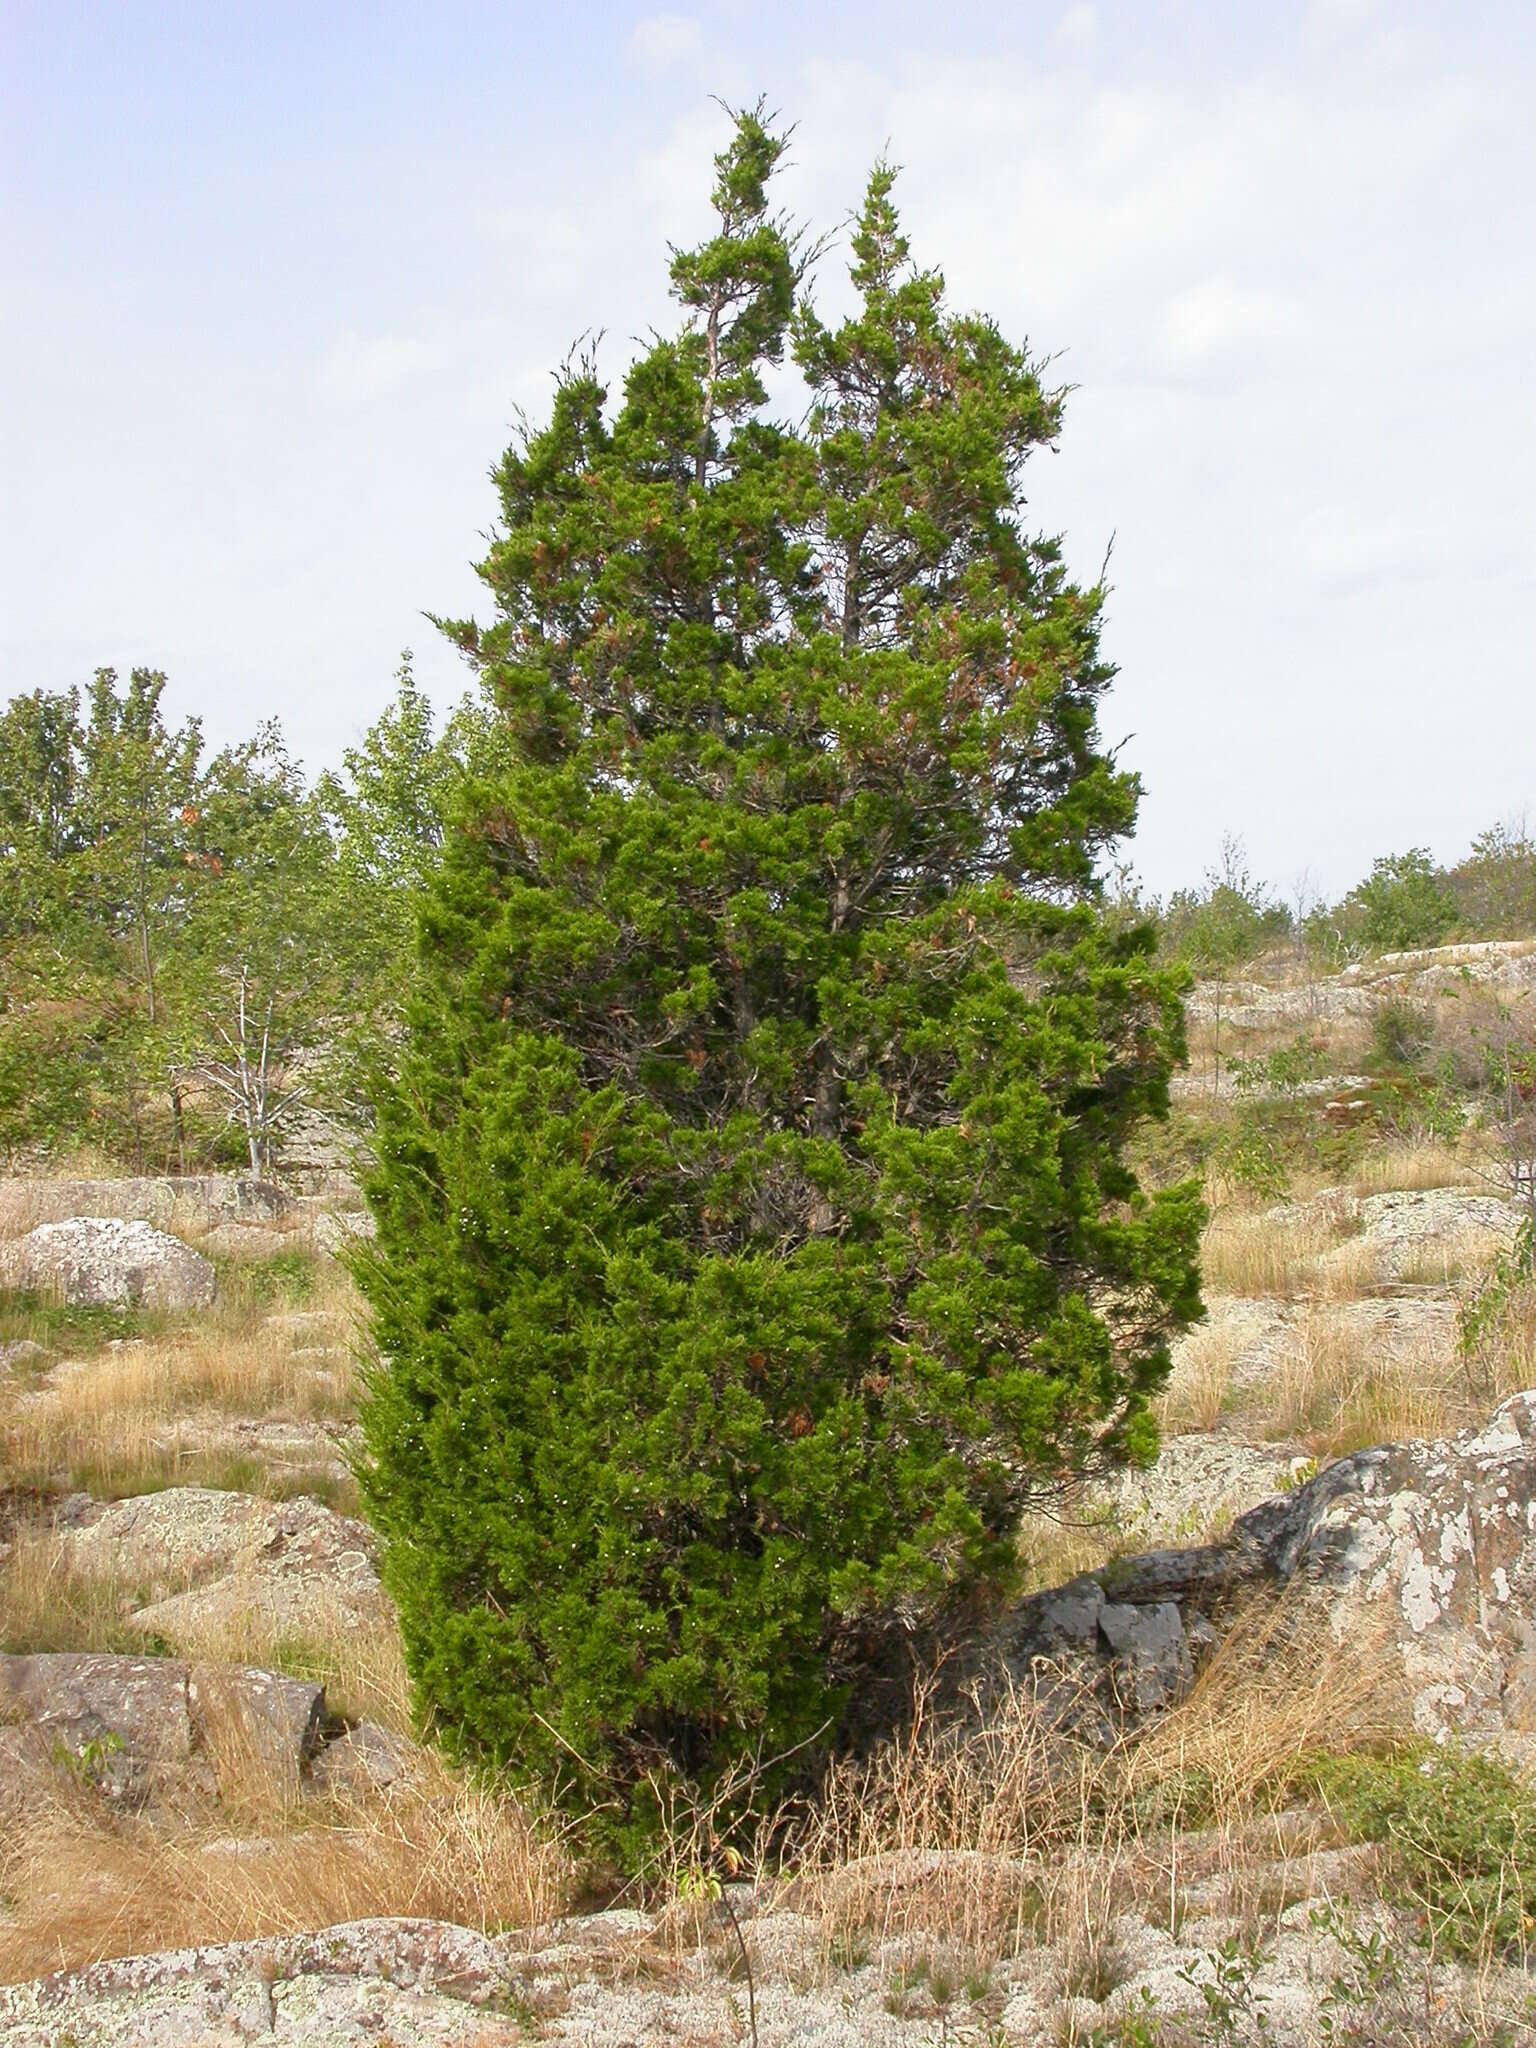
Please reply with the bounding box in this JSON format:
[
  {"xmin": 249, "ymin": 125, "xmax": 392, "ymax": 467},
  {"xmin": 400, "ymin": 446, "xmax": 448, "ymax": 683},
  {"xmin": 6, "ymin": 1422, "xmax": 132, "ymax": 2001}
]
[
  {"xmin": 1318, "ymin": 1744, "xmax": 1536, "ymax": 1960},
  {"xmin": 0, "ymin": 663, "xmax": 470, "ymax": 1168},
  {"xmin": 356, "ymin": 112, "xmax": 1203, "ymax": 1861},
  {"xmin": 1124, "ymin": 827, "xmax": 1536, "ymax": 982},
  {"xmin": 1347, "ymin": 847, "xmax": 1459, "ymax": 953}
]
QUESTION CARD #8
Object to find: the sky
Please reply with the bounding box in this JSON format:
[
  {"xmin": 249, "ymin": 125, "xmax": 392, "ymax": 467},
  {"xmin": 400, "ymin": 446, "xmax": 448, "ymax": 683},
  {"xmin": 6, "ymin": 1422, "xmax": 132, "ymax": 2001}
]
[{"xmin": 3, "ymin": 0, "xmax": 1533, "ymax": 901}]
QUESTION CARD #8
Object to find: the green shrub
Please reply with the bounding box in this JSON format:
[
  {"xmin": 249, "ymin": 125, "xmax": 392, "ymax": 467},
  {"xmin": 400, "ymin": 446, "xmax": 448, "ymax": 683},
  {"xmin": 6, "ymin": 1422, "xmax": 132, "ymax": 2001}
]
[
  {"xmin": 1349, "ymin": 850, "xmax": 1458, "ymax": 954},
  {"xmin": 1369, "ymin": 997, "xmax": 1433, "ymax": 1069},
  {"xmin": 357, "ymin": 115, "xmax": 1202, "ymax": 1867},
  {"xmin": 1316, "ymin": 1744, "xmax": 1536, "ymax": 1960}
]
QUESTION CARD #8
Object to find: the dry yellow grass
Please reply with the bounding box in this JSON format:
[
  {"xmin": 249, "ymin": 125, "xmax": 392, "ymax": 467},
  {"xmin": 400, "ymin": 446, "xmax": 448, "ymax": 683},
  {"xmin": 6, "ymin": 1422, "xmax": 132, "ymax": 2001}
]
[
  {"xmin": 0, "ymin": 1259, "xmax": 361, "ymax": 1497},
  {"xmin": 0, "ymin": 1514, "xmax": 407, "ymax": 1730},
  {"xmin": 0, "ymin": 1524, "xmax": 154, "ymax": 1656},
  {"xmin": 0, "ymin": 1736, "xmax": 572, "ymax": 1983},
  {"xmin": 166, "ymin": 1592, "xmax": 410, "ymax": 1733},
  {"xmin": 1013, "ymin": 1506, "xmax": 1123, "ymax": 1596},
  {"xmin": 1156, "ymin": 1320, "xmax": 1244, "ymax": 1436},
  {"xmin": 1199, "ymin": 1199, "xmax": 1372, "ymax": 1300},
  {"xmin": 784, "ymin": 1599, "xmax": 1397, "ymax": 1972},
  {"xmin": 1344, "ymin": 1141, "xmax": 1481, "ymax": 1196},
  {"xmin": 1259, "ymin": 1298, "xmax": 1530, "ymax": 1458}
]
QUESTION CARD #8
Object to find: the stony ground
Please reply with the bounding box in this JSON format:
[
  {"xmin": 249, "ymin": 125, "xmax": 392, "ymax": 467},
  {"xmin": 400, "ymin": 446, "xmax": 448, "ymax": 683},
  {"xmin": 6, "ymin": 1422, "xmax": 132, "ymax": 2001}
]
[{"xmin": 3, "ymin": 937, "xmax": 1536, "ymax": 2043}]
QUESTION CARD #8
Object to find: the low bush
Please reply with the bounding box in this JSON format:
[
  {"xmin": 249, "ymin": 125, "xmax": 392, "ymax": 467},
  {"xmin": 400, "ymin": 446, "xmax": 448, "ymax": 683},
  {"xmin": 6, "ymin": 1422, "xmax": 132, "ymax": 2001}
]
[
  {"xmin": 1369, "ymin": 997, "xmax": 1433, "ymax": 1069},
  {"xmin": 1315, "ymin": 1744, "xmax": 1536, "ymax": 1962}
]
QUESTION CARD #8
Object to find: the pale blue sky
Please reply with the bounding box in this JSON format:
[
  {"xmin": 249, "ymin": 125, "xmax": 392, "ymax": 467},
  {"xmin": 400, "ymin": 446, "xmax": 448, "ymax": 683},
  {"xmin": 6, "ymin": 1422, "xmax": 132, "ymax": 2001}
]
[{"xmin": 3, "ymin": 1, "xmax": 1533, "ymax": 897}]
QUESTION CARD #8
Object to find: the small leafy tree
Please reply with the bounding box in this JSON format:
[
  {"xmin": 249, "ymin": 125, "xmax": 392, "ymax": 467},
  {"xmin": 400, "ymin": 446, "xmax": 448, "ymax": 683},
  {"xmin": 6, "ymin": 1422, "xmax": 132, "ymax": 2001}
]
[
  {"xmin": 159, "ymin": 729, "xmax": 340, "ymax": 1173},
  {"xmin": 357, "ymin": 111, "xmax": 1202, "ymax": 1859},
  {"xmin": 316, "ymin": 658, "xmax": 483, "ymax": 1097},
  {"xmin": 0, "ymin": 672, "xmax": 208, "ymax": 1164},
  {"xmin": 1349, "ymin": 848, "xmax": 1458, "ymax": 953},
  {"xmin": 1448, "ymin": 819, "xmax": 1536, "ymax": 939},
  {"xmin": 1161, "ymin": 837, "xmax": 1290, "ymax": 1085}
]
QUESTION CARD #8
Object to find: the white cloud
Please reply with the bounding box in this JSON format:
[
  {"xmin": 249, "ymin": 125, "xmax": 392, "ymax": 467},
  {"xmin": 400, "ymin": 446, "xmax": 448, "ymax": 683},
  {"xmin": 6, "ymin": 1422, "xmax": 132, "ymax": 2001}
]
[
  {"xmin": 1158, "ymin": 279, "xmax": 1307, "ymax": 365},
  {"xmin": 313, "ymin": 331, "xmax": 439, "ymax": 406},
  {"xmin": 1056, "ymin": 4, "xmax": 1097, "ymax": 53},
  {"xmin": 629, "ymin": 13, "xmax": 703, "ymax": 77}
]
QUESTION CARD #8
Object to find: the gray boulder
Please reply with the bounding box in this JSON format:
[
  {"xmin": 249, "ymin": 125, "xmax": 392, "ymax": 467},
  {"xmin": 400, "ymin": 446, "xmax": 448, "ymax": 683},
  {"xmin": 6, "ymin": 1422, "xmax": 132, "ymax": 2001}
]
[
  {"xmin": 0, "ymin": 1216, "xmax": 215, "ymax": 1309},
  {"xmin": 993, "ymin": 1392, "xmax": 1536, "ymax": 1751},
  {"xmin": 0, "ymin": 1652, "xmax": 325, "ymax": 1804},
  {"xmin": 52, "ymin": 1487, "xmax": 388, "ymax": 1650}
]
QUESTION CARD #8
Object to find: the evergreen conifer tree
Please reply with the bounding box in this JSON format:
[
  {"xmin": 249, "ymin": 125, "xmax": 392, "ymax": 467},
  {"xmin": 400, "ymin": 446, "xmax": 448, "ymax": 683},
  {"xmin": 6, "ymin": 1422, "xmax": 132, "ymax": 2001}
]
[{"xmin": 357, "ymin": 108, "xmax": 1203, "ymax": 1858}]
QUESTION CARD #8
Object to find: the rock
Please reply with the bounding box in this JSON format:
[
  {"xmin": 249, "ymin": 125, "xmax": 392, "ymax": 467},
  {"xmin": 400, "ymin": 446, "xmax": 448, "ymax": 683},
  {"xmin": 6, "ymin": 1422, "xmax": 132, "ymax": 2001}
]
[
  {"xmin": 0, "ymin": 1652, "xmax": 326, "ymax": 1803},
  {"xmin": 1078, "ymin": 1431, "xmax": 1300, "ymax": 1546},
  {"xmin": 198, "ymin": 1222, "xmax": 291, "ymax": 1261},
  {"xmin": 0, "ymin": 1336, "xmax": 47, "ymax": 1370},
  {"xmin": 1353, "ymin": 1187, "xmax": 1518, "ymax": 1281},
  {"xmin": 1096, "ymin": 1599, "xmax": 1191, "ymax": 1713},
  {"xmin": 187, "ymin": 1663, "xmax": 327, "ymax": 1773},
  {"xmin": 52, "ymin": 1488, "xmax": 388, "ymax": 1649},
  {"xmin": 991, "ymin": 1392, "xmax": 1536, "ymax": 1753},
  {"xmin": 1261, "ymin": 1185, "xmax": 1518, "ymax": 1288},
  {"xmin": 309, "ymin": 1208, "xmax": 376, "ymax": 1256},
  {"xmin": 0, "ymin": 1917, "xmax": 525, "ymax": 2047},
  {"xmin": 0, "ymin": 1652, "xmax": 194, "ymax": 1802},
  {"xmin": 0, "ymin": 1175, "xmax": 291, "ymax": 1235},
  {"xmin": 0, "ymin": 1217, "xmax": 215, "ymax": 1310},
  {"xmin": 309, "ymin": 1719, "xmax": 412, "ymax": 1797}
]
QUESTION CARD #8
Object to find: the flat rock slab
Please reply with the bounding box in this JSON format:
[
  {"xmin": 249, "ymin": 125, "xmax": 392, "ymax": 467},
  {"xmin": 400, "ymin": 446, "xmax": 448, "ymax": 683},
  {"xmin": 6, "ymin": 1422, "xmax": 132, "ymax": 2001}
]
[
  {"xmin": 0, "ymin": 1901, "xmax": 1527, "ymax": 2048},
  {"xmin": 0, "ymin": 1918, "xmax": 524, "ymax": 2048},
  {"xmin": 1260, "ymin": 1185, "xmax": 1517, "ymax": 1287},
  {"xmin": 0, "ymin": 1176, "xmax": 290, "ymax": 1235},
  {"xmin": 198, "ymin": 1222, "xmax": 292, "ymax": 1261},
  {"xmin": 53, "ymin": 1487, "xmax": 388, "ymax": 1653},
  {"xmin": 0, "ymin": 1218, "xmax": 215, "ymax": 1310}
]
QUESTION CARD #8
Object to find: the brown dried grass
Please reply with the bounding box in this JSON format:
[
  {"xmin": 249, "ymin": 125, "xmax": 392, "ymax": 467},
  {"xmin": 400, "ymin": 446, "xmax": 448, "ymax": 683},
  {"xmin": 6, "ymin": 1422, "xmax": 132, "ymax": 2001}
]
[
  {"xmin": 1261, "ymin": 1297, "xmax": 1529, "ymax": 1459},
  {"xmin": 0, "ymin": 1737, "xmax": 572, "ymax": 1983},
  {"xmin": 0, "ymin": 1519, "xmax": 408, "ymax": 1730},
  {"xmin": 0, "ymin": 1262, "xmax": 360, "ymax": 1497},
  {"xmin": 1156, "ymin": 1318, "xmax": 1245, "ymax": 1435},
  {"xmin": 1199, "ymin": 1202, "xmax": 1374, "ymax": 1301},
  {"xmin": 783, "ymin": 1597, "xmax": 1398, "ymax": 1970}
]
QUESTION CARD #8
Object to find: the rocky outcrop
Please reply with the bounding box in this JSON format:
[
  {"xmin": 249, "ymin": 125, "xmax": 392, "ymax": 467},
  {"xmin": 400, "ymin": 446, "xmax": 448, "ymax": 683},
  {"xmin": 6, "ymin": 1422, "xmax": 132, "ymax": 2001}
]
[
  {"xmin": 993, "ymin": 1393, "xmax": 1536, "ymax": 1746},
  {"xmin": 1283, "ymin": 1185, "xmax": 1519, "ymax": 1285},
  {"xmin": 0, "ymin": 1917, "xmax": 526, "ymax": 2048},
  {"xmin": 0, "ymin": 1652, "xmax": 325, "ymax": 1804},
  {"xmin": 309, "ymin": 1206, "xmax": 377, "ymax": 1255},
  {"xmin": 0, "ymin": 1174, "xmax": 290, "ymax": 1235},
  {"xmin": 0, "ymin": 1889, "xmax": 1524, "ymax": 2047},
  {"xmin": 51, "ymin": 1487, "xmax": 389, "ymax": 1648},
  {"xmin": 0, "ymin": 1217, "xmax": 216, "ymax": 1309},
  {"xmin": 1076, "ymin": 1432, "xmax": 1304, "ymax": 1549}
]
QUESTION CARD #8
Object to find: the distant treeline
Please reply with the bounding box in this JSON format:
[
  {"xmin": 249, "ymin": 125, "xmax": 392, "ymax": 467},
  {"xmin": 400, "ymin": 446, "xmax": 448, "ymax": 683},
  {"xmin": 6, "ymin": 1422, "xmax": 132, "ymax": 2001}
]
[
  {"xmin": 1117, "ymin": 828, "xmax": 1536, "ymax": 983},
  {"xmin": 2, "ymin": 666, "xmax": 1531, "ymax": 1170},
  {"xmin": 0, "ymin": 659, "xmax": 484, "ymax": 1170}
]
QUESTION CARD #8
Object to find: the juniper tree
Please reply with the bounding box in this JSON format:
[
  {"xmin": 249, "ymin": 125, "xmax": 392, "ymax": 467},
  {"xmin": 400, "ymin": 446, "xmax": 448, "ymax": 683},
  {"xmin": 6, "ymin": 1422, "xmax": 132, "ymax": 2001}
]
[{"xmin": 357, "ymin": 109, "xmax": 1202, "ymax": 1858}]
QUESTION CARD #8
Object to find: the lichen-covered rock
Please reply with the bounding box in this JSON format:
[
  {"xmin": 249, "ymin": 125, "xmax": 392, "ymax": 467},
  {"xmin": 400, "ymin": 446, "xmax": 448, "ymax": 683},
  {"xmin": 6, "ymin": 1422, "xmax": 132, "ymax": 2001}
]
[
  {"xmin": 310, "ymin": 1206, "xmax": 377, "ymax": 1256},
  {"xmin": 1077, "ymin": 1430, "xmax": 1302, "ymax": 1547},
  {"xmin": 0, "ymin": 1918, "xmax": 524, "ymax": 2048},
  {"xmin": 0, "ymin": 1652, "xmax": 194, "ymax": 1803},
  {"xmin": 0, "ymin": 1652, "xmax": 325, "ymax": 1804},
  {"xmin": 0, "ymin": 1217, "xmax": 215, "ymax": 1309},
  {"xmin": 992, "ymin": 1393, "xmax": 1536, "ymax": 1753},
  {"xmin": 52, "ymin": 1487, "xmax": 388, "ymax": 1651},
  {"xmin": 308, "ymin": 1718, "xmax": 412, "ymax": 1797}
]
